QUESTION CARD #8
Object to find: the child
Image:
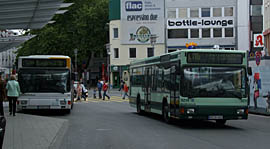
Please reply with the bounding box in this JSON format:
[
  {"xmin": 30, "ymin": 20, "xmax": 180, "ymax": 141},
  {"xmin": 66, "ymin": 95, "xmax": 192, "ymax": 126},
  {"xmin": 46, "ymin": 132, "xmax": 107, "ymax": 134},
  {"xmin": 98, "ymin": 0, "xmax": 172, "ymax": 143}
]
[{"xmin": 93, "ymin": 88, "xmax": 97, "ymax": 99}]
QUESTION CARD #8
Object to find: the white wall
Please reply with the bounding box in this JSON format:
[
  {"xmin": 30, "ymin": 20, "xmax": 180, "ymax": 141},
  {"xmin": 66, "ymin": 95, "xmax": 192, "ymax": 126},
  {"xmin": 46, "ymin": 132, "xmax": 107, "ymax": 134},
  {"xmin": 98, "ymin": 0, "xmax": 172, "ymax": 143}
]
[{"xmin": 237, "ymin": 0, "xmax": 250, "ymax": 51}]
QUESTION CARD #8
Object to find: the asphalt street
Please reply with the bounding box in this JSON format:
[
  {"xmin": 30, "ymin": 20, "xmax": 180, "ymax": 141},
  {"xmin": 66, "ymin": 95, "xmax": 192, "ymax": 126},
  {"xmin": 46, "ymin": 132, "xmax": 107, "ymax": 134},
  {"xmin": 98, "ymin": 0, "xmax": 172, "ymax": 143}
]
[{"xmin": 49, "ymin": 96, "xmax": 270, "ymax": 149}]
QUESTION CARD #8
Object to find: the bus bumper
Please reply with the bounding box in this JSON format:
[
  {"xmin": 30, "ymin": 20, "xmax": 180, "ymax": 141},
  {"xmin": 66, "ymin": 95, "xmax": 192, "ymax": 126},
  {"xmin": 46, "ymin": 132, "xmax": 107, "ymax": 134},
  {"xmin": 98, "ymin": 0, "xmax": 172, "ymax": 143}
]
[{"xmin": 175, "ymin": 106, "xmax": 248, "ymax": 120}]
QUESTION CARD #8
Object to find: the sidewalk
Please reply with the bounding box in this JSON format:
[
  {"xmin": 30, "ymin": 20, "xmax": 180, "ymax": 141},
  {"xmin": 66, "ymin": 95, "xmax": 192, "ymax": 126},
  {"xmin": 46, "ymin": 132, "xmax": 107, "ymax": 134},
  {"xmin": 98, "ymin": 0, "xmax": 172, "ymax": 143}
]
[
  {"xmin": 3, "ymin": 103, "xmax": 68, "ymax": 149},
  {"xmin": 249, "ymin": 107, "xmax": 270, "ymax": 116}
]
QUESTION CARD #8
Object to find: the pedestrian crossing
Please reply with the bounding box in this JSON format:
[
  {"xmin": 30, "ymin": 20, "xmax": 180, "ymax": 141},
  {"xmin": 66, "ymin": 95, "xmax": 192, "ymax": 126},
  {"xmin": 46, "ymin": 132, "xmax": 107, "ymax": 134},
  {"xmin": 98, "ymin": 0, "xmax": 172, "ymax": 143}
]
[{"xmin": 75, "ymin": 96, "xmax": 129, "ymax": 103}]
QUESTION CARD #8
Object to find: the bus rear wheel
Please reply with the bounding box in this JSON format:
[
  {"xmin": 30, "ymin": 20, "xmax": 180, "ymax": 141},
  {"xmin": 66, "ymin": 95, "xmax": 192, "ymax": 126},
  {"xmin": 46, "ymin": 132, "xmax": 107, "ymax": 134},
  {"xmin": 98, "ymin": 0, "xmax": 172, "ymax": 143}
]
[{"xmin": 162, "ymin": 102, "xmax": 171, "ymax": 123}]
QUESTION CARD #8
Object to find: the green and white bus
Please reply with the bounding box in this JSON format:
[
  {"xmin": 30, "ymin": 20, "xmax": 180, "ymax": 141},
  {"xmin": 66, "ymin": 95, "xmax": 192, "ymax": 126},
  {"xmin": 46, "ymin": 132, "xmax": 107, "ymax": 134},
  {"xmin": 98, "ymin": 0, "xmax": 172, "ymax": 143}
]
[{"xmin": 129, "ymin": 49, "xmax": 251, "ymax": 125}]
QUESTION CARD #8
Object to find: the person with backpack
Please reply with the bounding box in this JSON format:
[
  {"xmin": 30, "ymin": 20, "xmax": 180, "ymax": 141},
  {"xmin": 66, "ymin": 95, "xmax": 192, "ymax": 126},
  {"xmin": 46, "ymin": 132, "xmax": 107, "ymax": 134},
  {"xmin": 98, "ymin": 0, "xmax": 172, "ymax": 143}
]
[
  {"xmin": 102, "ymin": 81, "xmax": 110, "ymax": 100},
  {"xmin": 97, "ymin": 80, "xmax": 103, "ymax": 99}
]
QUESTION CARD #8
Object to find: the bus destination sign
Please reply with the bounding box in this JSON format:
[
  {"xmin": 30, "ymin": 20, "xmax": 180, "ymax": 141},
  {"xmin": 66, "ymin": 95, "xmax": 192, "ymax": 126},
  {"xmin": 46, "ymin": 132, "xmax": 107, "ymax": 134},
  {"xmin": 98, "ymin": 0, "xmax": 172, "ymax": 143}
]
[
  {"xmin": 187, "ymin": 52, "xmax": 243, "ymax": 64},
  {"xmin": 22, "ymin": 59, "xmax": 67, "ymax": 67}
]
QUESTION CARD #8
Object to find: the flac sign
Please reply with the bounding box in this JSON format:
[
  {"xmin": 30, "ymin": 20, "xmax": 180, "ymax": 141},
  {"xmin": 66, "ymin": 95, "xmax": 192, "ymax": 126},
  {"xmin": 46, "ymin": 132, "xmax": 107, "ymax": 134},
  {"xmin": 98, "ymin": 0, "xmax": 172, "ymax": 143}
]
[{"xmin": 167, "ymin": 18, "xmax": 234, "ymax": 29}]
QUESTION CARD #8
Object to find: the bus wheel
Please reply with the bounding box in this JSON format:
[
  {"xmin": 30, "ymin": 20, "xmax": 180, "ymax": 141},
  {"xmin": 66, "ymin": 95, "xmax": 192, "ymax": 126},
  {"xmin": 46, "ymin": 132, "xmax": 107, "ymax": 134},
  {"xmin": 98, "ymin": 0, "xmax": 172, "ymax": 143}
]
[
  {"xmin": 216, "ymin": 120, "xmax": 226, "ymax": 125},
  {"xmin": 162, "ymin": 102, "xmax": 171, "ymax": 123},
  {"xmin": 137, "ymin": 100, "xmax": 142, "ymax": 114}
]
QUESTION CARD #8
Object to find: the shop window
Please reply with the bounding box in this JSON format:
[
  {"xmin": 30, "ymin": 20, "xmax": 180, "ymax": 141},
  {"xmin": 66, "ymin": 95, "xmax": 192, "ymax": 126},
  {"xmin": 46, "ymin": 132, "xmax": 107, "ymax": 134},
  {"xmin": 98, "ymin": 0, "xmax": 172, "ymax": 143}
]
[
  {"xmin": 168, "ymin": 29, "xmax": 188, "ymax": 39},
  {"xmin": 129, "ymin": 48, "xmax": 136, "ymax": 58},
  {"xmin": 225, "ymin": 28, "xmax": 234, "ymax": 37},
  {"xmin": 213, "ymin": 8, "xmax": 222, "ymax": 17},
  {"xmin": 113, "ymin": 28, "xmax": 118, "ymax": 38},
  {"xmin": 167, "ymin": 8, "xmax": 176, "ymax": 18},
  {"xmin": 178, "ymin": 8, "xmax": 187, "ymax": 18},
  {"xmin": 191, "ymin": 29, "xmax": 199, "ymax": 38},
  {"xmin": 147, "ymin": 48, "xmax": 154, "ymax": 57},
  {"xmin": 202, "ymin": 28, "xmax": 210, "ymax": 38},
  {"xmin": 201, "ymin": 8, "xmax": 210, "ymax": 17},
  {"xmin": 190, "ymin": 8, "xmax": 199, "ymax": 18},
  {"xmin": 225, "ymin": 7, "xmax": 234, "ymax": 16},
  {"xmin": 114, "ymin": 48, "xmax": 119, "ymax": 58},
  {"xmin": 213, "ymin": 28, "xmax": 222, "ymax": 37}
]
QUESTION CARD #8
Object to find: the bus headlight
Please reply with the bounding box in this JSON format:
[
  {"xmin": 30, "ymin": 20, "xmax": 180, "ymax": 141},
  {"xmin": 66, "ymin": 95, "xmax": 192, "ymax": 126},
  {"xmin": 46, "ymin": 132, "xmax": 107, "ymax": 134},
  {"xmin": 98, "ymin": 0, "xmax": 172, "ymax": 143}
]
[
  {"xmin": 187, "ymin": 108, "xmax": 195, "ymax": 114},
  {"xmin": 237, "ymin": 109, "xmax": 245, "ymax": 115}
]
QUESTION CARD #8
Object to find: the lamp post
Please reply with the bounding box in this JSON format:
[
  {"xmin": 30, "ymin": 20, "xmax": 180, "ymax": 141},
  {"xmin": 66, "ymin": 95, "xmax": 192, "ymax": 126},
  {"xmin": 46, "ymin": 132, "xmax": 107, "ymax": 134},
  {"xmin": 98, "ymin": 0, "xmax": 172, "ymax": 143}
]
[
  {"xmin": 105, "ymin": 43, "xmax": 111, "ymax": 90},
  {"xmin": 150, "ymin": 34, "xmax": 158, "ymax": 55},
  {"xmin": 74, "ymin": 49, "xmax": 78, "ymax": 81}
]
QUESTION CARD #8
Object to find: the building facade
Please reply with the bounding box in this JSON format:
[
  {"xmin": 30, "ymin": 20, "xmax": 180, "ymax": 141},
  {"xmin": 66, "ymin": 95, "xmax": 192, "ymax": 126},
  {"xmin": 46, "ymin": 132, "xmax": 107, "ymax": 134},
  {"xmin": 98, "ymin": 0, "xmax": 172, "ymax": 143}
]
[
  {"xmin": 0, "ymin": 47, "xmax": 17, "ymax": 78},
  {"xmin": 166, "ymin": 0, "xmax": 250, "ymax": 51},
  {"xmin": 109, "ymin": 0, "xmax": 252, "ymax": 88},
  {"xmin": 264, "ymin": 0, "xmax": 270, "ymax": 55}
]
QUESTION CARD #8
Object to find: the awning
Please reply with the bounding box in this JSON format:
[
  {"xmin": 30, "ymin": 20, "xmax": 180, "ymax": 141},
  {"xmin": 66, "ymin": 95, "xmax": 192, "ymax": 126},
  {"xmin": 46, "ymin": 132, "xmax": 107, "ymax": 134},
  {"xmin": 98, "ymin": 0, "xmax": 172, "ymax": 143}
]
[
  {"xmin": 0, "ymin": 35, "xmax": 34, "ymax": 52},
  {"xmin": 0, "ymin": 0, "xmax": 72, "ymax": 29}
]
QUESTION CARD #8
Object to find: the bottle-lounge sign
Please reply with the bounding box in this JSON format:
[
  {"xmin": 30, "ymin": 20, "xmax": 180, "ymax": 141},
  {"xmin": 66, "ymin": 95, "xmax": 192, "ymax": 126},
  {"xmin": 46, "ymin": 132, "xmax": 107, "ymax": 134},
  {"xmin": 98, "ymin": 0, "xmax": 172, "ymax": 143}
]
[{"xmin": 167, "ymin": 18, "xmax": 234, "ymax": 29}]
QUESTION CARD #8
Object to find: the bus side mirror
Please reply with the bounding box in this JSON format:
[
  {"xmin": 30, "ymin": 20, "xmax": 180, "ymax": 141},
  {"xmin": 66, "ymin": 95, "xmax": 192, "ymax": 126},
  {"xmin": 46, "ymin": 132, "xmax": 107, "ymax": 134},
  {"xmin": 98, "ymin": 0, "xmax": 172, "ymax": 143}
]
[{"xmin": 248, "ymin": 67, "xmax": 252, "ymax": 76}]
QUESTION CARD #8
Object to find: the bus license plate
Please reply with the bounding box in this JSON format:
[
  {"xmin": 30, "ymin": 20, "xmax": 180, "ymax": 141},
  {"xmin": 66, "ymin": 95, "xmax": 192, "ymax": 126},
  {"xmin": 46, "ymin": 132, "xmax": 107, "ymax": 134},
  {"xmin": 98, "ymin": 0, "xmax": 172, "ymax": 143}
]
[{"xmin": 208, "ymin": 115, "xmax": 223, "ymax": 120}]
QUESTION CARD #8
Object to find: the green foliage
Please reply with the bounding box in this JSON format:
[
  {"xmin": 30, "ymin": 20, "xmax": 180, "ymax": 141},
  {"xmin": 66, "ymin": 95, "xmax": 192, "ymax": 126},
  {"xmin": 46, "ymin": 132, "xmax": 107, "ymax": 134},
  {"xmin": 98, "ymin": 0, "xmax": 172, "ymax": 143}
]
[{"xmin": 17, "ymin": 0, "xmax": 109, "ymax": 69}]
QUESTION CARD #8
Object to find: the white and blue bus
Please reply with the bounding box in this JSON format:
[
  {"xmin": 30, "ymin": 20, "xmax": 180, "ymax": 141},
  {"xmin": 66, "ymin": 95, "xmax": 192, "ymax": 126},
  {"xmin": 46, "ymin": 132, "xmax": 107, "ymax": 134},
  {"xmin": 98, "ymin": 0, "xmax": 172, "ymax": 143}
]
[{"xmin": 17, "ymin": 55, "xmax": 74, "ymax": 113}]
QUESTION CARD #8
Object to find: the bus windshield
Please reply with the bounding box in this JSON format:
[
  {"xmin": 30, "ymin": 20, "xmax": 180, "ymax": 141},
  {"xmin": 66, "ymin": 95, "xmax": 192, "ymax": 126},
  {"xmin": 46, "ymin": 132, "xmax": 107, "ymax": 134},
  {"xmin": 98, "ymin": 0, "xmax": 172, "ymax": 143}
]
[
  {"xmin": 182, "ymin": 67, "xmax": 246, "ymax": 98},
  {"xmin": 19, "ymin": 69, "xmax": 70, "ymax": 93}
]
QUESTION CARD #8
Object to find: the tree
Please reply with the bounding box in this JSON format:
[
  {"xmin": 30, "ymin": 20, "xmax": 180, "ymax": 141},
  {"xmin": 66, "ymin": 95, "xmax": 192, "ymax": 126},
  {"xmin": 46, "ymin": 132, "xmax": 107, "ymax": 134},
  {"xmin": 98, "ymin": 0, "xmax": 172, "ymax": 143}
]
[{"xmin": 17, "ymin": 0, "xmax": 109, "ymax": 72}]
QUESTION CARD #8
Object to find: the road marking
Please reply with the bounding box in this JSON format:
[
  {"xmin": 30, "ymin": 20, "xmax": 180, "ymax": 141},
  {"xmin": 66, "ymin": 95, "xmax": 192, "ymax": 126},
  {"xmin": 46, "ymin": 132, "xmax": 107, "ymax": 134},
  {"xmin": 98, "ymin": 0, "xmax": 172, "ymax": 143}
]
[{"xmin": 84, "ymin": 96, "xmax": 129, "ymax": 103}]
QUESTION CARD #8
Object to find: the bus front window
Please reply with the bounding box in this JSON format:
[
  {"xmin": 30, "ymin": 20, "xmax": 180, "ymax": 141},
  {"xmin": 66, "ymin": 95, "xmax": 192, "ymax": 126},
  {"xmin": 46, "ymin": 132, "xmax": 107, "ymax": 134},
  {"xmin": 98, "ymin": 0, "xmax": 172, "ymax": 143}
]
[
  {"xmin": 182, "ymin": 67, "xmax": 246, "ymax": 98},
  {"xmin": 19, "ymin": 69, "xmax": 70, "ymax": 93}
]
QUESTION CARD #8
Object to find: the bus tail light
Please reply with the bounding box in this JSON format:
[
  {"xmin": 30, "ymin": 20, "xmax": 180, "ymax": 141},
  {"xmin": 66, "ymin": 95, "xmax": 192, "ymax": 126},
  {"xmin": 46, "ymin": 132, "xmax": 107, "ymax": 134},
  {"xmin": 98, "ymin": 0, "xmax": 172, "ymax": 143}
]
[
  {"xmin": 68, "ymin": 101, "xmax": 71, "ymax": 105},
  {"xmin": 180, "ymin": 108, "xmax": 185, "ymax": 114}
]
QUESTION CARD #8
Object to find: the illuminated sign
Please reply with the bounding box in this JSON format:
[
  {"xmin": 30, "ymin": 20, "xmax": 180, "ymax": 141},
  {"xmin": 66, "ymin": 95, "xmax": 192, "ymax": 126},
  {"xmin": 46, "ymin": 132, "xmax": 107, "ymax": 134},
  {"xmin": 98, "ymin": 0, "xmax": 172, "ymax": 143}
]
[
  {"xmin": 187, "ymin": 52, "xmax": 243, "ymax": 64},
  {"xmin": 22, "ymin": 59, "xmax": 67, "ymax": 67}
]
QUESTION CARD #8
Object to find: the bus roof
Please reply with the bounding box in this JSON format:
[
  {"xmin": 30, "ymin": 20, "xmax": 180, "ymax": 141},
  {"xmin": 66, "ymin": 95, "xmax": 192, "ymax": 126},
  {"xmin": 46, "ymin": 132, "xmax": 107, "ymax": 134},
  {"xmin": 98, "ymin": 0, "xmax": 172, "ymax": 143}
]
[
  {"xmin": 130, "ymin": 49, "xmax": 247, "ymax": 66},
  {"xmin": 19, "ymin": 55, "xmax": 70, "ymax": 59}
]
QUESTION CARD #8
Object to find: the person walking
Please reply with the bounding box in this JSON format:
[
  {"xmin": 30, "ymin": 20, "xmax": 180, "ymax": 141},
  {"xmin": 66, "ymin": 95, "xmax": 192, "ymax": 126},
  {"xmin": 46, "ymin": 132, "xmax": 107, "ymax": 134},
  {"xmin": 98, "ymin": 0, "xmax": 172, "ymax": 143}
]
[
  {"xmin": 0, "ymin": 76, "xmax": 6, "ymax": 116},
  {"xmin": 6, "ymin": 75, "xmax": 20, "ymax": 116},
  {"xmin": 122, "ymin": 82, "xmax": 129, "ymax": 99},
  {"xmin": 76, "ymin": 82, "xmax": 82, "ymax": 101},
  {"xmin": 97, "ymin": 80, "xmax": 103, "ymax": 99},
  {"xmin": 102, "ymin": 82, "xmax": 110, "ymax": 100},
  {"xmin": 119, "ymin": 80, "xmax": 124, "ymax": 91}
]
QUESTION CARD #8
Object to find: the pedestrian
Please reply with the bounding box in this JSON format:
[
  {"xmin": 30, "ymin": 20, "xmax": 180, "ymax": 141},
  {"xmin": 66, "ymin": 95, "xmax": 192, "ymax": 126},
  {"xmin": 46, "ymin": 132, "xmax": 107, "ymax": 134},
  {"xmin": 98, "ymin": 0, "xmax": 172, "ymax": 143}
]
[
  {"xmin": 0, "ymin": 76, "xmax": 6, "ymax": 116},
  {"xmin": 103, "ymin": 81, "xmax": 110, "ymax": 100},
  {"xmin": 253, "ymin": 79, "xmax": 259, "ymax": 109},
  {"xmin": 97, "ymin": 80, "xmax": 102, "ymax": 99},
  {"xmin": 93, "ymin": 88, "xmax": 97, "ymax": 99},
  {"xmin": 122, "ymin": 82, "xmax": 129, "ymax": 99},
  {"xmin": 6, "ymin": 75, "xmax": 20, "ymax": 116},
  {"xmin": 263, "ymin": 91, "xmax": 270, "ymax": 112},
  {"xmin": 119, "ymin": 80, "xmax": 124, "ymax": 91},
  {"xmin": 76, "ymin": 82, "xmax": 82, "ymax": 101}
]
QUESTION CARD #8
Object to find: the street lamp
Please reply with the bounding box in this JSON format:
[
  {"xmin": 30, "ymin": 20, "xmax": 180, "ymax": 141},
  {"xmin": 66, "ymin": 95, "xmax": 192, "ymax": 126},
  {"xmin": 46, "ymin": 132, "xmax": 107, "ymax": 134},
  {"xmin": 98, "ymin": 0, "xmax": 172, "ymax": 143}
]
[
  {"xmin": 105, "ymin": 43, "xmax": 111, "ymax": 89},
  {"xmin": 150, "ymin": 34, "xmax": 158, "ymax": 56},
  {"xmin": 74, "ymin": 49, "xmax": 78, "ymax": 81}
]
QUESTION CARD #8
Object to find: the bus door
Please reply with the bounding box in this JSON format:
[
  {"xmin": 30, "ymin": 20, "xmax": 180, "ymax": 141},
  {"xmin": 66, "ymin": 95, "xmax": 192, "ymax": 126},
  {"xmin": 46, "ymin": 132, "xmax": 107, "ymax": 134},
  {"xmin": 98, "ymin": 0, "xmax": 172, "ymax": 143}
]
[
  {"xmin": 144, "ymin": 67, "xmax": 151, "ymax": 112},
  {"xmin": 170, "ymin": 65, "xmax": 180, "ymax": 116}
]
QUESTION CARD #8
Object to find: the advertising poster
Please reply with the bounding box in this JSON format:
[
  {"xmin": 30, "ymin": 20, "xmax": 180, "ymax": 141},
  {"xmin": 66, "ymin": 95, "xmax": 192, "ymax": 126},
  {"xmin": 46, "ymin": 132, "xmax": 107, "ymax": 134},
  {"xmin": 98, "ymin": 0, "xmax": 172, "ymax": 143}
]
[
  {"xmin": 249, "ymin": 58, "xmax": 270, "ymax": 114},
  {"xmin": 121, "ymin": 0, "xmax": 165, "ymax": 45}
]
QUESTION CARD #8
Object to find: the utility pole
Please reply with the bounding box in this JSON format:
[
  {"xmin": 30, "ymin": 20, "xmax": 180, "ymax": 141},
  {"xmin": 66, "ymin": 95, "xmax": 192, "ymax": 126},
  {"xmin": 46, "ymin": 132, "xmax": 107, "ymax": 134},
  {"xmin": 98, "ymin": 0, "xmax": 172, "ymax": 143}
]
[{"xmin": 74, "ymin": 49, "xmax": 78, "ymax": 81}]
